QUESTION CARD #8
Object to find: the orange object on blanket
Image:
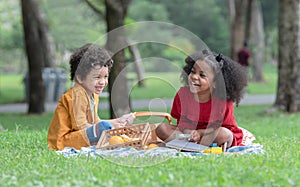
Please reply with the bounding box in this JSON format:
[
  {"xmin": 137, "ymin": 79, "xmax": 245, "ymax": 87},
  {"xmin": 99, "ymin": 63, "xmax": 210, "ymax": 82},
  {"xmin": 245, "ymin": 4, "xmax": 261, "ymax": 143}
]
[{"xmin": 134, "ymin": 111, "xmax": 172, "ymax": 124}]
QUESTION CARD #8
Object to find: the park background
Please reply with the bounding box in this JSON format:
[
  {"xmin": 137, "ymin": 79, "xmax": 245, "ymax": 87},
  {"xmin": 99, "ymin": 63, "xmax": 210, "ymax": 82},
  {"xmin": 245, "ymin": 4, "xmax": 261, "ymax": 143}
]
[{"xmin": 0, "ymin": 0, "xmax": 300, "ymax": 187}]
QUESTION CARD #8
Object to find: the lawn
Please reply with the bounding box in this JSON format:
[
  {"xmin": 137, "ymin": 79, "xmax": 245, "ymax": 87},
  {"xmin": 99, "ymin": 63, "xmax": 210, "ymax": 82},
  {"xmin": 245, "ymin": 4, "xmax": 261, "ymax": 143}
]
[
  {"xmin": 0, "ymin": 105, "xmax": 299, "ymax": 187},
  {"xmin": 0, "ymin": 62, "xmax": 277, "ymax": 104}
]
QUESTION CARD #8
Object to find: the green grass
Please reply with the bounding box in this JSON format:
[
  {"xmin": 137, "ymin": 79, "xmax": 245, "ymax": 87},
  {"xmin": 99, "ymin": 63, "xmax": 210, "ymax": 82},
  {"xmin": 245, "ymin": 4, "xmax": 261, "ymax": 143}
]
[
  {"xmin": 129, "ymin": 72, "xmax": 181, "ymax": 99},
  {"xmin": 247, "ymin": 63, "xmax": 278, "ymax": 94},
  {"xmin": 0, "ymin": 74, "xmax": 25, "ymax": 104},
  {"xmin": 0, "ymin": 63, "xmax": 277, "ymax": 104},
  {"xmin": 0, "ymin": 105, "xmax": 299, "ymax": 187}
]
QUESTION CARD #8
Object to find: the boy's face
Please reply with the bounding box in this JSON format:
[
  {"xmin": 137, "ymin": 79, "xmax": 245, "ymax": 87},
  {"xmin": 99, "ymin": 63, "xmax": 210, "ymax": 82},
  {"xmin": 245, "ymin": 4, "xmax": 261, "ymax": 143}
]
[{"xmin": 77, "ymin": 65, "xmax": 109, "ymax": 96}]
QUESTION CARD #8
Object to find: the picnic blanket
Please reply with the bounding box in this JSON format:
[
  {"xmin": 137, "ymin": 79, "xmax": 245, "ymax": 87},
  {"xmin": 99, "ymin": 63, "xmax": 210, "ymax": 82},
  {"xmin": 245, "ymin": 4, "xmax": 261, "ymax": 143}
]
[{"xmin": 56, "ymin": 143, "xmax": 265, "ymax": 158}]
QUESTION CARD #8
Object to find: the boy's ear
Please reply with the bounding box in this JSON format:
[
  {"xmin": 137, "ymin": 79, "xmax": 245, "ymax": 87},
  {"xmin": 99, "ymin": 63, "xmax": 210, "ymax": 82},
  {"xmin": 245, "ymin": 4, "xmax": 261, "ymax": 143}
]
[{"xmin": 76, "ymin": 74, "xmax": 83, "ymax": 84}]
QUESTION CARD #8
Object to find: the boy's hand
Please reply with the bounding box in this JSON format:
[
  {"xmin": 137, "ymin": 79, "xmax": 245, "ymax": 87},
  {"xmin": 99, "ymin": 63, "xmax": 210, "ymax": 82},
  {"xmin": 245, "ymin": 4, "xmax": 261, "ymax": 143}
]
[{"xmin": 118, "ymin": 113, "xmax": 136, "ymax": 126}]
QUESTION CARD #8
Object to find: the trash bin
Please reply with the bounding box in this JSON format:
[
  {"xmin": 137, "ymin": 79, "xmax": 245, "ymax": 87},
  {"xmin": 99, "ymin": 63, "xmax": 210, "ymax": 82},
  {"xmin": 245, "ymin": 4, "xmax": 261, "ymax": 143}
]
[
  {"xmin": 23, "ymin": 68, "xmax": 57, "ymax": 102},
  {"xmin": 53, "ymin": 68, "xmax": 67, "ymax": 101},
  {"xmin": 43, "ymin": 68, "xmax": 56, "ymax": 102}
]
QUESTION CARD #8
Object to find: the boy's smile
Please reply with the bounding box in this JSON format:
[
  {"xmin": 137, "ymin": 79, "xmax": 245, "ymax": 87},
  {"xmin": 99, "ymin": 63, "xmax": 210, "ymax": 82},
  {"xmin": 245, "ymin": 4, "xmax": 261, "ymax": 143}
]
[{"xmin": 77, "ymin": 65, "xmax": 109, "ymax": 96}]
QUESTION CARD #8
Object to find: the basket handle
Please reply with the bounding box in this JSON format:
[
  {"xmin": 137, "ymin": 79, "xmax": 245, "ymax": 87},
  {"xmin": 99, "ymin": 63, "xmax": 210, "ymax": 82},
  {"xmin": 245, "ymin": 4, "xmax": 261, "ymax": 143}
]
[{"xmin": 134, "ymin": 111, "xmax": 172, "ymax": 124}]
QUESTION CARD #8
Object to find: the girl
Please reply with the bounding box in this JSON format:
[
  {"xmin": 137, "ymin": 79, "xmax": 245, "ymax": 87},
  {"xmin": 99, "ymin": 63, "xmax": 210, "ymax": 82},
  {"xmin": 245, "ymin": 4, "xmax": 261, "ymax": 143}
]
[
  {"xmin": 48, "ymin": 44, "xmax": 134, "ymax": 150},
  {"xmin": 156, "ymin": 50, "xmax": 250, "ymax": 148}
]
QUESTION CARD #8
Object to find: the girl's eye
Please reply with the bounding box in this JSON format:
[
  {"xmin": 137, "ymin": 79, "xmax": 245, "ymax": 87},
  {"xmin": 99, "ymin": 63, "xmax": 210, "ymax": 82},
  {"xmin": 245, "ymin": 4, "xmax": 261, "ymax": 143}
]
[{"xmin": 200, "ymin": 73, "xmax": 206, "ymax": 78}]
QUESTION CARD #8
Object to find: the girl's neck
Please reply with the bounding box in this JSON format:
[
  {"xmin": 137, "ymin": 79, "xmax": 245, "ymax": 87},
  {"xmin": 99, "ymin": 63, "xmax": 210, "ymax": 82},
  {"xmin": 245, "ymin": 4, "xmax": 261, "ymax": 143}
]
[{"xmin": 194, "ymin": 92, "xmax": 211, "ymax": 103}]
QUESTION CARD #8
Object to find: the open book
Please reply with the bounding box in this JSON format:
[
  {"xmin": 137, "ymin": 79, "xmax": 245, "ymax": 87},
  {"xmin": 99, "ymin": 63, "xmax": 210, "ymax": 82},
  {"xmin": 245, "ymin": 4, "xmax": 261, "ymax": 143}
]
[{"xmin": 166, "ymin": 139, "xmax": 209, "ymax": 152}]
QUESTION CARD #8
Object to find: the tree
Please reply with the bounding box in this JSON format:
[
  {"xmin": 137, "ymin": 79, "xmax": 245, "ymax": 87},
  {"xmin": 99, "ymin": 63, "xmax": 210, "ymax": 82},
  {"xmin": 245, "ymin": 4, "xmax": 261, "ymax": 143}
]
[
  {"xmin": 248, "ymin": 0, "xmax": 264, "ymax": 82},
  {"xmin": 229, "ymin": 0, "xmax": 264, "ymax": 82},
  {"xmin": 38, "ymin": 7, "xmax": 56, "ymax": 68},
  {"xmin": 228, "ymin": 0, "xmax": 247, "ymax": 60},
  {"xmin": 21, "ymin": 0, "xmax": 45, "ymax": 114},
  {"xmin": 85, "ymin": 0, "xmax": 147, "ymax": 118},
  {"xmin": 21, "ymin": 0, "xmax": 57, "ymax": 113},
  {"xmin": 275, "ymin": 0, "xmax": 300, "ymax": 112},
  {"xmin": 105, "ymin": 0, "xmax": 132, "ymax": 118}
]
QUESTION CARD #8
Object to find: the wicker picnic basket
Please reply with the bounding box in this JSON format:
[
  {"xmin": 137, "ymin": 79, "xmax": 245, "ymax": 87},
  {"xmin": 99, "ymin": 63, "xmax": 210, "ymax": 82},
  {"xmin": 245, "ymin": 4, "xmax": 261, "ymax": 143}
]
[{"xmin": 96, "ymin": 112, "xmax": 172, "ymax": 150}]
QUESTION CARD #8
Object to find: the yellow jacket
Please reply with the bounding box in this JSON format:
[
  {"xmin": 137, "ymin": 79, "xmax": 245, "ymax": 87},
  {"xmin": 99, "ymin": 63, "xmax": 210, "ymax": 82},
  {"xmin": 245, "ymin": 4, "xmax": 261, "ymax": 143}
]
[{"xmin": 47, "ymin": 83, "xmax": 101, "ymax": 150}]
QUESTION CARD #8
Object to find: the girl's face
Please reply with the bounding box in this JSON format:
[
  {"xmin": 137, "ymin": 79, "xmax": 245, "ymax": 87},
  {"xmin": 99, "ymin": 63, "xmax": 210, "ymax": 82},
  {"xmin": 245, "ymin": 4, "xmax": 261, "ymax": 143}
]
[
  {"xmin": 77, "ymin": 65, "xmax": 109, "ymax": 96},
  {"xmin": 188, "ymin": 60, "xmax": 215, "ymax": 95}
]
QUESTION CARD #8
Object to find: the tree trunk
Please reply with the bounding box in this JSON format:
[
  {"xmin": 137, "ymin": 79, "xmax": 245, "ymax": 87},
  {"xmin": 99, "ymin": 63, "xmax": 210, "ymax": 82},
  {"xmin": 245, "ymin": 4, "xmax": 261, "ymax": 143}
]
[
  {"xmin": 126, "ymin": 39, "xmax": 145, "ymax": 87},
  {"xmin": 229, "ymin": 0, "xmax": 247, "ymax": 61},
  {"xmin": 244, "ymin": 0, "xmax": 252, "ymax": 41},
  {"xmin": 105, "ymin": 0, "xmax": 132, "ymax": 118},
  {"xmin": 275, "ymin": 0, "xmax": 300, "ymax": 112},
  {"xmin": 36, "ymin": 6, "xmax": 56, "ymax": 67},
  {"xmin": 21, "ymin": 0, "xmax": 45, "ymax": 114},
  {"xmin": 249, "ymin": 0, "xmax": 264, "ymax": 82},
  {"xmin": 40, "ymin": 24, "xmax": 56, "ymax": 67}
]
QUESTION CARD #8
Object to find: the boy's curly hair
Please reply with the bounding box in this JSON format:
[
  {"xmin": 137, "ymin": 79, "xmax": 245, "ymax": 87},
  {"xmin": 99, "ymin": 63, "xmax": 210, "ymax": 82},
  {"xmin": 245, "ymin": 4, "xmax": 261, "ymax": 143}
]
[
  {"xmin": 69, "ymin": 43, "xmax": 113, "ymax": 81},
  {"xmin": 181, "ymin": 50, "xmax": 248, "ymax": 106}
]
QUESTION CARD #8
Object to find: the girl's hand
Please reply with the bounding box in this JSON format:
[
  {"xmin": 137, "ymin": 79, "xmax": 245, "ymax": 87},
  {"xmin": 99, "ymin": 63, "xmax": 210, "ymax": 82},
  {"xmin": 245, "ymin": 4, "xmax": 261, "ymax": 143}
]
[{"xmin": 189, "ymin": 130, "xmax": 201, "ymax": 143}]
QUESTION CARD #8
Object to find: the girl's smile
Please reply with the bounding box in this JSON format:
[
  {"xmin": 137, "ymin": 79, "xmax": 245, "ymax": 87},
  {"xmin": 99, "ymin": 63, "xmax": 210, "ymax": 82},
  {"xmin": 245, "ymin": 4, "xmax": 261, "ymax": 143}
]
[
  {"xmin": 188, "ymin": 60, "xmax": 215, "ymax": 102},
  {"xmin": 191, "ymin": 82, "xmax": 201, "ymax": 87}
]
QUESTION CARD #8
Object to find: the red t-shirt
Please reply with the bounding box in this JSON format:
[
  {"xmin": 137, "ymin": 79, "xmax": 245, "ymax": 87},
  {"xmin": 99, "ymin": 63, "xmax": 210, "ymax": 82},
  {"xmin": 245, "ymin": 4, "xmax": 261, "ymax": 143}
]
[{"xmin": 171, "ymin": 86, "xmax": 243, "ymax": 146}]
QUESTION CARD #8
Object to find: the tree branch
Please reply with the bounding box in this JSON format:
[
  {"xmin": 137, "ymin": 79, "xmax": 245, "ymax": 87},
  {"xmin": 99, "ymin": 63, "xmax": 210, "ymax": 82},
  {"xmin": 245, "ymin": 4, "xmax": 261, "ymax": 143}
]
[{"xmin": 84, "ymin": 0, "xmax": 105, "ymax": 18}]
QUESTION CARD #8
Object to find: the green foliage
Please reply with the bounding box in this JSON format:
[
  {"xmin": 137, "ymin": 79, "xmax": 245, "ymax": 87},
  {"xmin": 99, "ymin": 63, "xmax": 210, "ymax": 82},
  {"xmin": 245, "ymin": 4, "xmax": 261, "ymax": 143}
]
[
  {"xmin": 128, "ymin": 0, "xmax": 230, "ymax": 60},
  {"xmin": 128, "ymin": 0, "xmax": 169, "ymax": 21},
  {"xmin": 148, "ymin": 0, "xmax": 230, "ymax": 54},
  {"xmin": 0, "ymin": 105, "xmax": 299, "ymax": 186},
  {"xmin": 0, "ymin": 0, "xmax": 23, "ymax": 49},
  {"xmin": 261, "ymin": 0, "xmax": 278, "ymax": 32},
  {"xmin": 0, "ymin": 0, "xmax": 279, "ymax": 75},
  {"xmin": 44, "ymin": 0, "xmax": 106, "ymax": 50}
]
